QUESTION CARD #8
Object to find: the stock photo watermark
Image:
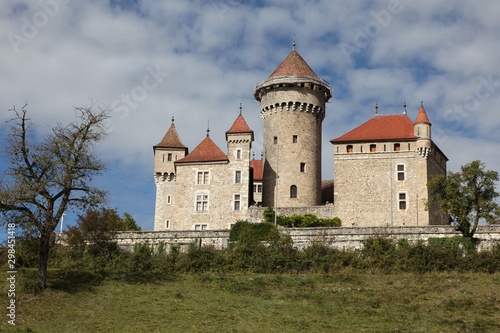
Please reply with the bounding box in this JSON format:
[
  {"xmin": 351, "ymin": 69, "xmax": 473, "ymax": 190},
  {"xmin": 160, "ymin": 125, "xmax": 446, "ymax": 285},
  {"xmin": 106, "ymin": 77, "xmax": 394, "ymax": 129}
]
[
  {"xmin": 7, "ymin": 0, "xmax": 69, "ymax": 54},
  {"xmin": 340, "ymin": 0, "xmax": 411, "ymax": 64},
  {"xmin": 6, "ymin": 222, "xmax": 17, "ymax": 326},
  {"xmin": 103, "ymin": 64, "xmax": 169, "ymax": 134}
]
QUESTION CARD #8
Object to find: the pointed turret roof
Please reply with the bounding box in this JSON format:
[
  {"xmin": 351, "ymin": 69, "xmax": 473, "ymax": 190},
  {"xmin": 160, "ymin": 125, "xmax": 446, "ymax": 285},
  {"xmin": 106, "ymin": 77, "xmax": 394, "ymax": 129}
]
[
  {"xmin": 154, "ymin": 123, "xmax": 187, "ymax": 150},
  {"xmin": 176, "ymin": 137, "xmax": 228, "ymax": 163},
  {"xmin": 415, "ymin": 102, "xmax": 431, "ymax": 125},
  {"xmin": 226, "ymin": 114, "xmax": 254, "ymax": 140},
  {"xmin": 269, "ymin": 50, "xmax": 318, "ymax": 78},
  {"xmin": 331, "ymin": 115, "xmax": 416, "ymax": 143}
]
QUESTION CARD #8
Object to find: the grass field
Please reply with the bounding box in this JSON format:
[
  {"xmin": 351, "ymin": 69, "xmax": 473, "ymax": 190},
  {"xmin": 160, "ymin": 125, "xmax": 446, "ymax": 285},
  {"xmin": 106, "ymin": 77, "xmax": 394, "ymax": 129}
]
[{"xmin": 1, "ymin": 269, "xmax": 499, "ymax": 332}]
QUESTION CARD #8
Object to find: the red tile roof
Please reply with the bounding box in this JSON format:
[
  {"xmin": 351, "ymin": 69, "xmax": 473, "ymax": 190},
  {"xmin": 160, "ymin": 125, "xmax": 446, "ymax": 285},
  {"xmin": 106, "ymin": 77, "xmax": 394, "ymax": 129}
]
[
  {"xmin": 155, "ymin": 125, "xmax": 187, "ymax": 149},
  {"xmin": 226, "ymin": 115, "xmax": 254, "ymax": 139},
  {"xmin": 269, "ymin": 50, "xmax": 318, "ymax": 78},
  {"xmin": 331, "ymin": 115, "xmax": 416, "ymax": 143},
  {"xmin": 176, "ymin": 137, "xmax": 228, "ymax": 163},
  {"xmin": 415, "ymin": 106, "xmax": 431, "ymax": 125},
  {"xmin": 250, "ymin": 159, "xmax": 263, "ymax": 181}
]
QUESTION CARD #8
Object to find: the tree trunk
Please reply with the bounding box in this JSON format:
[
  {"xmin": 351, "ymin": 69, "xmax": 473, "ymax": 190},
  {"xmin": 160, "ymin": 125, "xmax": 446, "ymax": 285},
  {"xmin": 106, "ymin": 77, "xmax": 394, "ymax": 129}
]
[{"xmin": 37, "ymin": 231, "xmax": 51, "ymax": 290}]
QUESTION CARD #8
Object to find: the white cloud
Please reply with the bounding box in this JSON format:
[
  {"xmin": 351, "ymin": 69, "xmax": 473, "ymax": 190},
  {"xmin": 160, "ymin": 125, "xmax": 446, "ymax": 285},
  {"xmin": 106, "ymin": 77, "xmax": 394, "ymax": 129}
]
[{"xmin": 1, "ymin": 0, "xmax": 499, "ymax": 232}]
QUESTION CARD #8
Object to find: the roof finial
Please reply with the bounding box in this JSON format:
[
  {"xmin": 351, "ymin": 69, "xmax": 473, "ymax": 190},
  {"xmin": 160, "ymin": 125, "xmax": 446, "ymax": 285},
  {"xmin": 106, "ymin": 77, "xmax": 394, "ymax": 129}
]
[
  {"xmin": 293, "ymin": 34, "xmax": 296, "ymax": 51},
  {"xmin": 421, "ymin": 100, "xmax": 424, "ymax": 108},
  {"xmin": 239, "ymin": 102, "xmax": 242, "ymax": 116},
  {"xmin": 206, "ymin": 120, "xmax": 210, "ymax": 138},
  {"xmin": 402, "ymin": 101, "xmax": 407, "ymax": 116},
  {"xmin": 374, "ymin": 102, "xmax": 380, "ymax": 118},
  {"xmin": 171, "ymin": 115, "xmax": 175, "ymax": 127}
]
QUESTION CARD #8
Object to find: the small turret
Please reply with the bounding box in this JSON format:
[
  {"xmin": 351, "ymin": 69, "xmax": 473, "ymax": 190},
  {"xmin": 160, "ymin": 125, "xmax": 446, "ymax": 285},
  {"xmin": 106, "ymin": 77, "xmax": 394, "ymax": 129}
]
[
  {"xmin": 226, "ymin": 104, "xmax": 254, "ymax": 163},
  {"xmin": 153, "ymin": 117, "xmax": 188, "ymax": 181},
  {"xmin": 414, "ymin": 101, "xmax": 432, "ymax": 156}
]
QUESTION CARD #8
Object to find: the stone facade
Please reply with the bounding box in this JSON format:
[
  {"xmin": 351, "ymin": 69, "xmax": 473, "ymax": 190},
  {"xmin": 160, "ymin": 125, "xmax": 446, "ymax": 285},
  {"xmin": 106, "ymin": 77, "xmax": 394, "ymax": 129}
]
[{"xmin": 153, "ymin": 49, "xmax": 450, "ymax": 231}]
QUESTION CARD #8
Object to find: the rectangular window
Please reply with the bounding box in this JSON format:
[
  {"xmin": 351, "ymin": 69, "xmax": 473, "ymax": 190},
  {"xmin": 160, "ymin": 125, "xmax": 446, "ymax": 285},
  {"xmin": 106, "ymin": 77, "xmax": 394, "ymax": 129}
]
[
  {"xmin": 235, "ymin": 170, "xmax": 242, "ymax": 184},
  {"xmin": 370, "ymin": 144, "xmax": 376, "ymax": 152},
  {"xmin": 196, "ymin": 194, "xmax": 208, "ymax": 212},
  {"xmin": 394, "ymin": 143, "xmax": 401, "ymax": 151},
  {"xmin": 274, "ymin": 136, "xmax": 278, "ymax": 144},
  {"xmin": 164, "ymin": 220, "xmax": 170, "ymax": 229},
  {"xmin": 292, "ymin": 135, "xmax": 298, "ymax": 143},
  {"xmin": 399, "ymin": 193, "xmax": 407, "ymax": 210},
  {"xmin": 194, "ymin": 224, "xmax": 208, "ymax": 230},
  {"xmin": 257, "ymin": 184, "xmax": 262, "ymax": 193},
  {"xmin": 167, "ymin": 195, "xmax": 172, "ymax": 204},
  {"xmin": 168, "ymin": 153, "xmax": 172, "ymax": 161},
  {"xmin": 397, "ymin": 164, "xmax": 405, "ymax": 181},
  {"xmin": 347, "ymin": 145, "xmax": 353, "ymax": 153},
  {"xmin": 300, "ymin": 163, "xmax": 306, "ymax": 173},
  {"xmin": 234, "ymin": 194, "xmax": 241, "ymax": 211},
  {"xmin": 253, "ymin": 184, "xmax": 257, "ymax": 193},
  {"xmin": 197, "ymin": 171, "xmax": 209, "ymax": 184},
  {"xmin": 236, "ymin": 149, "xmax": 242, "ymax": 160}
]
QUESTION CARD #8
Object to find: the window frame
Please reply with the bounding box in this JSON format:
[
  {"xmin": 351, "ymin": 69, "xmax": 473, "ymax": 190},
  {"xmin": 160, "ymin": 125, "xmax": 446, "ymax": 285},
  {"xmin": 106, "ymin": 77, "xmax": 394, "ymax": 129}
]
[
  {"xmin": 236, "ymin": 149, "xmax": 242, "ymax": 160},
  {"xmin": 290, "ymin": 185, "xmax": 297, "ymax": 199},
  {"xmin": 234, "ymin": 194, "xmax": 241, "ymax": 211},
  {"xmin": 235, "ymin": 170, "xmax": 242, "ymax": 184},
  {"xmin": 397, "ymin": 164, "xmax": 405, "ymax": 182},
  {"xmin": 196, "ymin": 171, "xmax": 209, "ymax": 185},
  {"xmin": 195, "ymin": 194, "xmax": 209, "ymax": 212},
  {"xmin": 194, "ymin": 224, "xmax": 208, "ymax": 231},
  {"xmin": 164, "ymin": 219, "xmax": 170, "ymax": 229},
  {"xmin": 398, "ymin": 192, "xmax": 407, "ymax": 210},
  {"xmin": 292, "ymin": 135, "xmax": 298, "ymax": 143}
]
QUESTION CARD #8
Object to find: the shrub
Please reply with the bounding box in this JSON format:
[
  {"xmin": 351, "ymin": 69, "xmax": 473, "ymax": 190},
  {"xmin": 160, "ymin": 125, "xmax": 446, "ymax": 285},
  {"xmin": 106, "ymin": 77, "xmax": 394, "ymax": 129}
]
[{"xmin": 229, "ymin": 220, "xmax": 280, "ymax": 244}]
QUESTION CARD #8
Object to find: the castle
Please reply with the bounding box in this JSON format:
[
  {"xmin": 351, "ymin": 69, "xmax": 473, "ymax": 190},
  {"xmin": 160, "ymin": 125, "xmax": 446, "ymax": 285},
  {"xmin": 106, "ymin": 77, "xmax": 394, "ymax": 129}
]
[{"xmin": 153, "ymin": 48, "xmax": 448, "ymax": 231}]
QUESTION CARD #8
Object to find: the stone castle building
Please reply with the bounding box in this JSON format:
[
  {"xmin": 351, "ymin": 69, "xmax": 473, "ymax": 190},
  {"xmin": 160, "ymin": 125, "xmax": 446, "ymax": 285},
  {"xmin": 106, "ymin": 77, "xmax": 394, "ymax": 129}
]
[{"xmin": 153, "ymin": 48, "xmax": 448, "ymax": 231}]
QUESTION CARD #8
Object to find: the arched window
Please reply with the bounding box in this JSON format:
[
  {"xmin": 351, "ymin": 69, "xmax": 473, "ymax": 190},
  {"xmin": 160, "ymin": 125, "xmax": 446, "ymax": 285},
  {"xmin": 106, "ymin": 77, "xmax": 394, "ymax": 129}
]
[{"xmin": 290, "ymin": 185, "xmax": 297, "ymax": 199}]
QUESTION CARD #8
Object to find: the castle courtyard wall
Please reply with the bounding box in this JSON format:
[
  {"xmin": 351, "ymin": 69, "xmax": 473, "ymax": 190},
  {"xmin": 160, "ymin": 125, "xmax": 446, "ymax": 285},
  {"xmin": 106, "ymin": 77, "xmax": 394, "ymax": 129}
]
[{"xmin": 112, "ymin": 225, "xmax": 500, "ymax": 252}]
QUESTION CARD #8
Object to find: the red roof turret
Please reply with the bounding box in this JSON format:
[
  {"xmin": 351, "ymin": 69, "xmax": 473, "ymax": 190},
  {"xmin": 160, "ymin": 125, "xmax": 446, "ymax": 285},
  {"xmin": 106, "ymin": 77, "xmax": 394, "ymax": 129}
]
[
  {"xmin": 269, "ymin": 50, "xmax": 318, "ymax": 78},
  {"xmin": 415, "ymin": 102, "xmax": 431, "ymax": 125}
]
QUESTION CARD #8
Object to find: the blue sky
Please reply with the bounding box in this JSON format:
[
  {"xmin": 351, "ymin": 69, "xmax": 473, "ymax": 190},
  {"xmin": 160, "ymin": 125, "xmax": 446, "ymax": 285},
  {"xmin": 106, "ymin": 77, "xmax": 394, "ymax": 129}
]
[{"xmin": 1, "ymin": 0, "xmax": 499, "ymax": 237}]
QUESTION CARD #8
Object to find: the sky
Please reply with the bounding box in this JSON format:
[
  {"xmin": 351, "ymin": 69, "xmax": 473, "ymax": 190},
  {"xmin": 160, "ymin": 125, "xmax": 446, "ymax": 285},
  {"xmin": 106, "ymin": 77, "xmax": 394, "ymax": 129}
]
[{"xmin": 1, "ymin": 0, "xmax": 499, "ymax": 236}]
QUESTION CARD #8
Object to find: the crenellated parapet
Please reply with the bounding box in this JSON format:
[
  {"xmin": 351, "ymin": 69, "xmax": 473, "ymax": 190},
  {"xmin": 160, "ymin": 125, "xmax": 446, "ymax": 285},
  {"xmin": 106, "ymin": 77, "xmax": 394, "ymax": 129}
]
[
  {"xmin": 260, "ymin": 101, "xmax": 325, "ymax": 121},
  {"xmin": 416, "ymin": 146, "xmax": 431, "ymax": 158},
  {"xmin": 155, "ymin": 172, "xmax": 176, "ymax": 183}
]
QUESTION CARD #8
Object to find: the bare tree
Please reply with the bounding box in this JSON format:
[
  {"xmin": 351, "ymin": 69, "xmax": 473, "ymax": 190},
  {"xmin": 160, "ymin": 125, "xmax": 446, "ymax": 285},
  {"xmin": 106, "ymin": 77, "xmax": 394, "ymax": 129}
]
[{"xmin": 0, "ymin": 103, "xmax": 109, "ymax": 289}]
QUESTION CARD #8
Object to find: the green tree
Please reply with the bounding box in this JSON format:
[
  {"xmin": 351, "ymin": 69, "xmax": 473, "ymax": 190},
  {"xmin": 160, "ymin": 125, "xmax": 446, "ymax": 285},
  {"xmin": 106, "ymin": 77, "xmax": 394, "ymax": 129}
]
[
  {"xmin": 427, "ymin": 160, "xmax": 500, "ymax": 238},
  {"xmin": 123, "ymin": 212, "xmax": 141, "ymax": 231},
  {"xmin": 66, "ymin": 208, "xmax": 141, "ymax": 257},
  {"xmin": 0, "ymin": 103, "xmax": 109, "ymax": 289}
]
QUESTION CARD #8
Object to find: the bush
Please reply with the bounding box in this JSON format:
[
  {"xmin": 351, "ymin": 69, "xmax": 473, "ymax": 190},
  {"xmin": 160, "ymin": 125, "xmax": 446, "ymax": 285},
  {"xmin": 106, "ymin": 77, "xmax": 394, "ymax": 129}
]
[
  {"xmin": 229, "ymin": 220, "xmax": 280, "ymax": 244},
  {"xmin": 262, "ymin": 208, "xmax": 341, "ymax": 228}
]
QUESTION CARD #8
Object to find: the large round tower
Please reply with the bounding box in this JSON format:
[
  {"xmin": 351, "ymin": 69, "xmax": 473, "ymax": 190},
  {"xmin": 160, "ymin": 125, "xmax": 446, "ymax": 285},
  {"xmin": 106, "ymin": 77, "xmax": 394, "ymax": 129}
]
[{"xmin": 254, "ymin": 48, "xmax": 332, "ymax": 207}]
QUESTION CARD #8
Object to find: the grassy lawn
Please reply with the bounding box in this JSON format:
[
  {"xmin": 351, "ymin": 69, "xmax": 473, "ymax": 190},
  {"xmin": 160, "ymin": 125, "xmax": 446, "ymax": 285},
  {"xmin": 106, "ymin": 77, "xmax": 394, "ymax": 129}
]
[{"xmin": 1, "ymin": 270, "xmax": 500, "ymax": 332}]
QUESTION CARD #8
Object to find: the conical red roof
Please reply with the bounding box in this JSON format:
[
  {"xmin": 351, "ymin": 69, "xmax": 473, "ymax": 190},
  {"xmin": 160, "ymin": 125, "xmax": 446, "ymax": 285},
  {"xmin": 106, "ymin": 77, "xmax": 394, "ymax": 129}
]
[
  {"xmin": 415, "ymin": 105, "xmax": 431, "ymax": 125},
  {"xmin": 331, "ymin": 115, "xmax": 416, "ymax": 143},
  {"xmin": 177, "ymin": 137, "xmax": 228, "ymax": 163},
  {"xmin": 155, "ymin": 124, "xmax": 187, "ymax": 149},
  {"xmin": 226, "ymin": 114, "xmax": 254, "ymax": 141},
  {"xmin": 269, "ymin": 50, "xmax": 318, "ymax": 78}
]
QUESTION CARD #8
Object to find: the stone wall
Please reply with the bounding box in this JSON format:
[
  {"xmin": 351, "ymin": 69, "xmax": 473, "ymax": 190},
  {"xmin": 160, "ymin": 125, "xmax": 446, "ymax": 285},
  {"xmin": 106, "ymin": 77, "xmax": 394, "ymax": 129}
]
[{"xmin": 111, "ymin": 225, "xmax": 500, "ymax": 252}]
